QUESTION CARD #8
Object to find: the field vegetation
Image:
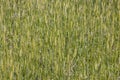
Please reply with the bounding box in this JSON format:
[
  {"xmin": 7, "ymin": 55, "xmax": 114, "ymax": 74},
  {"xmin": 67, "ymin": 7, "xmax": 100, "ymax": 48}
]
[{"xmin": 0, "ymin": 0, "xmax": 120, "ymax": 80}]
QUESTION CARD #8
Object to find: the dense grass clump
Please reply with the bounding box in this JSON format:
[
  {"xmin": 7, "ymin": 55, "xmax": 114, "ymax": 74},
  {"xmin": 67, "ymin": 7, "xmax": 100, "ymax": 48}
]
[{"xmin": 0, "ymin": 0, "xmax": 120, "ymax": 80}]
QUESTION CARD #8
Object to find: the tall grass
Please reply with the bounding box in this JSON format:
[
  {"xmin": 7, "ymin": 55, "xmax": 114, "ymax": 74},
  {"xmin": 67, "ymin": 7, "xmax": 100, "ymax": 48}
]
[{"xmin": 0, "ymin": 0, "xmax": 120, "ymax": 80}]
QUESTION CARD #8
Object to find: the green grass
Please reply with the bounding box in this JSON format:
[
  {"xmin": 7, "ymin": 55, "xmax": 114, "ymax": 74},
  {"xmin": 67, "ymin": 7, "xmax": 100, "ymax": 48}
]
[{"xmin": 0, "ymin": 0, "xmax": 120, "ymax": 80}]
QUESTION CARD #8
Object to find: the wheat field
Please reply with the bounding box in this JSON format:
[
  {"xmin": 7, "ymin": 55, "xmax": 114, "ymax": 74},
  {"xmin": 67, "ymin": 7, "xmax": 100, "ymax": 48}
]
[{"xmin": 0, "ymin": 0, "xmax": 120, "ymax": 80}]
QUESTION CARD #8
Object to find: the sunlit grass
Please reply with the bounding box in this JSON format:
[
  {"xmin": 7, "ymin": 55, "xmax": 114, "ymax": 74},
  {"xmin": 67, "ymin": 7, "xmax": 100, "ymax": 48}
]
[{"xmin": 0, "ymin": 0, "xmax": 120, "ymax": 80}]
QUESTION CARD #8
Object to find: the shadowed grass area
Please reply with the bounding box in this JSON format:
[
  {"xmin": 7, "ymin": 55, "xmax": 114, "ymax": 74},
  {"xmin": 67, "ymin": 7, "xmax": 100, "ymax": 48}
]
[{"xmin": 0, "ymin": 0, "xmax": 120, "ymax": 80}]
